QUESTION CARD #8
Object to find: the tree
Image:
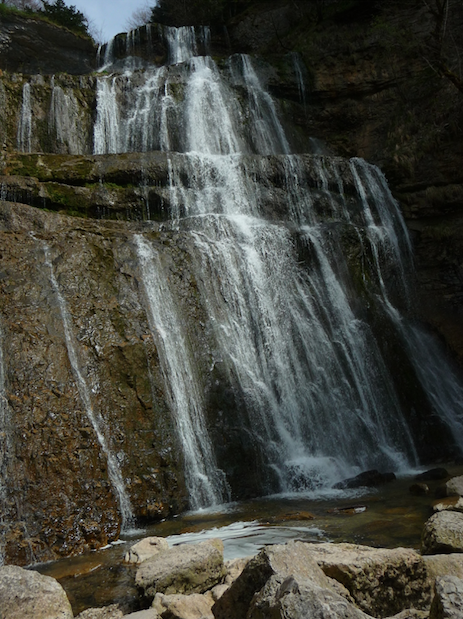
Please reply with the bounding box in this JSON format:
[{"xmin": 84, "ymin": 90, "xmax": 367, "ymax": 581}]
[
  {"xmin": 150, "ymin": 0, "xmax": 229, "ymax": 26},
  {"xmin": 422, "ymin": 0, "xmax": 463, "ymax": 94},
  {"xmin": 125, "ymin": 2, "xmax": 153, "ymax": 31},
  {"xmin": 39, "ymin": 0, "xmax": 89, "ymax": 35}
]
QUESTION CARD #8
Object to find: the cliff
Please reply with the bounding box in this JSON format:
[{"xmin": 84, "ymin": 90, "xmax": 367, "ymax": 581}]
[{"xmin": 0, "ymin": 0, "xmax": 462, "ymax": 567}]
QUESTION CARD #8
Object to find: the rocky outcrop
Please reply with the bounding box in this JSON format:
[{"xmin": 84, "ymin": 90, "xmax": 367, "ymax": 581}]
[
  {"xmin": 135, "ymin": 539, "xmax": 226, "ymax": 599},
  {"xmin": 422, "ymin": 512, "xmax": 463, "ymax": 554},
  {"xmin": 0, "ymin": 12, "xmax": 96, "ymax": 74},
  {"xmin": 0, "ymin": 565, "xmax": 73, "ymax": 619}
]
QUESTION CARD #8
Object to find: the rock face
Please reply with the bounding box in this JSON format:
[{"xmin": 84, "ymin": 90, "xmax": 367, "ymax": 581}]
[
  {"xmin": 0, "ymin": 565, "xmax": 73, "ymax": 619},
  {"xmin": 430, "ymin": 575, "xmax": 463, "ymax": 619},
  {"xmin": 135, "ymin": 539, "xmax": 226, "ymax": 599},
  {"xmin": 0, "ymin": 2, "xmax": 463, "ymax": 567},
  {"xmin": 0, "ymin": 12, "xmax": 96, "ymax": 74},
  {"xmin": 422, "ymin": 512, "xmax": 463, "ymax": 554},
  {"xmin": 306, "ymin": 543, "xmax": 431, "ymax": 617}
]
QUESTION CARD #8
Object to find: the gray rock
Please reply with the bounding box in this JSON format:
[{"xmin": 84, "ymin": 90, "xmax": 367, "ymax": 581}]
[
  {"xmin": 446, "ymin": 476, "xmax": 463, "ymax": 497},
  {"xmin": 212, "ymin": 541, "xmax": 344, "ymax": 619},
  {"xmin": 136, "ymin": 539, "xmax": 226, "ymax": 599},
  {"xmin": 0, "ymin": 565, "xmax": 73, "ymax": 619},
  {"xmin": 152, "ymin": 592, "xmax": 214, "ymax": 619},
  {"xmin": 125, "ymin": 537, "xmax": 170, "ymax": 564},
  {"xmin": 307, "ymin": 542, "xmax": 431, "ymax": 617},
  {"xmin": 422, "ymin": 511, "xmax": 463, "ymax": 554},
  {"xmin": 247, "ymin": 574, "xmax": 372, "ymax": 619},
  {"xmin": 430, "ymin": 575, "xmax": 463, "ymax": 618}
]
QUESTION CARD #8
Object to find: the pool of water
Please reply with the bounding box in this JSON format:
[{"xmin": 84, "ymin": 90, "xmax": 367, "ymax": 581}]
[{"xmin": 35, "ymin": 466, "xmax": 461, "ymax": 615}]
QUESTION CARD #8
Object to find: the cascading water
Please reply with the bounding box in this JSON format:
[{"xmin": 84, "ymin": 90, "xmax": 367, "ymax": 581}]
[
  {"xmin": 40, "ymin": 240, "xmax": 135, "ymax": 528},
  {"xmin": 90, "ymin": 25, "xmax": 463, "ymax": 502},
  {"xmin": 17, "ymin": 82, "xmax": 32, "ymax": 153},
  {"xmin": 135, "ymin": 235, "xmax": 230, "ymax": 508},
  {"xmin": 49, "ymin": 77, "xmax": 81, "ymax": 154}
]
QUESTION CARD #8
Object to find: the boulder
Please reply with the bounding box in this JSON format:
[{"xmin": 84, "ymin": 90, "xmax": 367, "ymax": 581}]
[
  {"xmin": 0, "ymin": 565, "xmax": 73, "ymax": 619},
  {"xmin": 430, "ymin": 575, "xmax": 463, "ymax": 618},
  {"xmin": 333, "ymin": 470, "xmax": 396, "ymax": 489},
  {"xmin": 415, "ymin": 468, "xmax": 449, "ymax": 482},
  {"xmin": 445, "ymin": 476, "xmax": 463, "ymax": 497},
  {"xmin": 223, "ymin": 557, "xmax": 250, "ymax": 585},
  {"xmin": 76, "ymin": 605, "xmax": 123, "ymax": 619},
  {"xmin": 306, "ymin": 542, "xmax": 431, "ymax": 617},
  {"xmin": 152, "ymin": 592, "xmax": 214, "ymax": 619},
  {"xmin": 409, "ymin": 483, "xmax": 429, "ymax": 496},
  {"xmin": 125, "ymin": 537, "xmax": 170, "ymax": 564},
  {"xmin": 135, "ymin": 539, "xmax": 226, "ymax": 599},
  {"xmin": 247, "ymin": 574, "xmax": 372, "ymax": 619},
  {"xmin": 433, "ymin": 497, "xmax": 463, "ymax": 513},
  {"xmin": 422, "ymin": 511, "xmax": 463, "ymax": 554},
  {"xmin": 424, "ymin": 554, "xmax": 463, "ymax": 583},
  {"xmin": 212, "ymin": 541, "xmax": 349, "ymax": 619}
]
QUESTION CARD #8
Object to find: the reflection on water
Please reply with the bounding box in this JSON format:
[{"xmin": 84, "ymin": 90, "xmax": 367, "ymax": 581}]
[{"xmin": 35, "ymin": 468, "xmax": 462, "ymax": 615}]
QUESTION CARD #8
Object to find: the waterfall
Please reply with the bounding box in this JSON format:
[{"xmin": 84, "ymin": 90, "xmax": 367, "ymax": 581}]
[
  {"xmin": 89, "ymin": 25, "xmax": 463, "ymax": 501},
  {"xmin": 41, "ymin": 241, "xmax": 135, "ymax": 528},
  {"xmin": 17, "ymin": 82, "xmax": 32, "ymax": 153},
  {"xmin": 49, "ymin": 77, "xmax": 81, "ymax": 154},
  {"xmin": 135, "ymin": 235, "xmax": 230, "ymax": 508}
]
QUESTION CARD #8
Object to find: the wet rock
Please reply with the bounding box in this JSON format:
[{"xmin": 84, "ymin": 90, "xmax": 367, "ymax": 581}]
[
  {"xmin": 327, "ymin": 505, "xmax": 368, "ymax": 515},
  {"xmin": 333, "ymin": 469, "xmax": 396, "ymax": 489},
  {"xmin": 0, "ymin": 565, "xmax": 73, "ymax": 619},
  {"xmin": 430, "ymin": 575, "xmax": 463, "ymax": 618},
  {"xmin": 410, "ymin": 483, "xmax": 429, "ymax": 496},
  {"xmin": 125, "ymin": 537, "xmax": 170, "ymax": 564},
  {"xmin": 135, "ymin": 539, "xmax": 226, "ymax": 599},
  {"xmin": 247, "ymin": 574, "xmax": 372, "ymax": 619},
  {"xmin": 76, "ymin": 605, "xmax": 124, "ymax": 619},
  {"xmin": 307, "ymin": 542, "xmax": 431, "ymax": 617},
  {"xmin": 415, "ymin": 468, "xmax": 449, "ymax": 482},
  {"xmin": 422, "ymin": 511, "xmax": 463, "ymax": 554},
  {"xmin": 152, "ymin": 592, "xmax": 214, "ymax": 619},
  {"xmin": 212, "ymin": 541, "xmax": 347, "ymax": 619}
]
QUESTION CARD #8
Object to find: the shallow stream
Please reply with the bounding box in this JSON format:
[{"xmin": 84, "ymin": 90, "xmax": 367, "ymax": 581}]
[{"xmin": 35, "ymin": 466, "xmax": 462, "ymax": 615}]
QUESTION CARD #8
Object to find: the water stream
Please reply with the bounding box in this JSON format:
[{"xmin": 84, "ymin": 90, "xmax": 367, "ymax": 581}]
[{"xmin": 41, "ymin": 241, "xmax": 135, "ymax": 529}]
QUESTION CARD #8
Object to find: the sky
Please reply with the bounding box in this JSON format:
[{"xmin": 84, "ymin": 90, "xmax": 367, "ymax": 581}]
[{"xmin": 71, "ymin": 0, "xmax": 153, "ymax": 42}]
